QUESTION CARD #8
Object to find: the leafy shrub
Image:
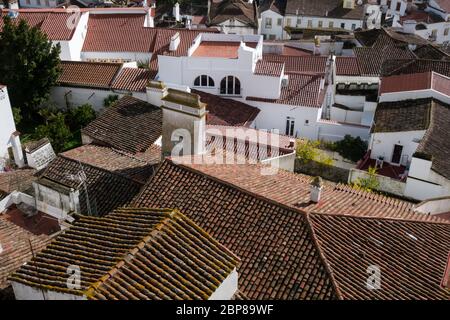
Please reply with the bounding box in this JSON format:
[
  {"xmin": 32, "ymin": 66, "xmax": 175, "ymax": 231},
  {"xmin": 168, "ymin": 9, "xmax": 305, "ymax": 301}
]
[
  {"xmin": 35, "ymin": 112, "xmax": 72, "ymax": 153},
  {"xmin": 104, "ymin": 94, "xmax": 119, "ymax": 108},
  {"xmin": 67, "ymin": 103, "xmax": 96, "ymax": 130},
  {"xmin": 334, "ymin": 135, "xmax": 367, "ymax": 162},
  {"xmin": 353, "ymin": 166, "xmax": 380, "ymax": 192}
]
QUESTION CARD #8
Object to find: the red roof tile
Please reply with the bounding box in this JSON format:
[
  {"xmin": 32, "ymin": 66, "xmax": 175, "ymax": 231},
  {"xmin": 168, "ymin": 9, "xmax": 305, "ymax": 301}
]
[
  {"xmin": 0, "ymin": 10, "xmax": 80, "ymax": 41},
  {"xmin": 111, "ymin": 67, "xmax": 155, "ymax": 92},
  {"xmin": 10, "ymin": 208, "xmax": 239, "ymax": 300},
  {"xmin": 0, "ymin": 206, "xmax": 57, "ymax": 289},
  {"xmin": 58, "ymin": 61, "xmax": 122, "ymax": 89},
  {"xmin": 247, "ymin": 73, "xmax": 325, "ymax": 107},
  {"xmin": 263, "ymin": 54, "xmax": 328, "ymax": 74},
  {"xmin": 380, "ymin": 71, "xmax": 450, "ymax": 95},
  {"xmin": 192, "ymin": 89, "xmax": 260, "ymax": 127},
  {"xmin": 254, "ymin": 60, "xmax": 284, "ymax": 77},
  {"xmin": 62, "ymin": 144, "xmax": 160, "ymax": 184},
  {"xmin": 335, "ymin": 56, "xmax": 361, "ymax": 76},
  {"xmin": 82, "ymin": 14, "xmax": 157, "ymax": 53}
]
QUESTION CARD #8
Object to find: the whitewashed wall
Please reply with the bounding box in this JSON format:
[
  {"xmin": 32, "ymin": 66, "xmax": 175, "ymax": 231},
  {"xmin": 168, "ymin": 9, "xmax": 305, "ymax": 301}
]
[
  {"xmin": 12, "ymin": 282, "xmax": 86, "ymax": 300},
  {"xmin": 51, "ymin": 86, "xmax": 116, "ymax": 111},
  {"xmin": 369, "ymin": 130, "xmax": 425, "ymax": 165},
  {"xmin": 317, "ymin": 120, "xmax": 370, "ymax": 142},
  {"xmin": 0, "ymin": 87, "xmax": 18, "ymax": 165},
  {"xmin": 208, "ymin": 268, "xmax": 238, "ymax": 300},
  {"xmin": 81, "ymin": 51, "xmax": 152, "ymax": 64}
]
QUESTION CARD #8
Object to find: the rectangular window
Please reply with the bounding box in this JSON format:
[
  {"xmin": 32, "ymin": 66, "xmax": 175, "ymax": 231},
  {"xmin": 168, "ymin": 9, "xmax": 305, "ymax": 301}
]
[
  {"xmin": 307, "ymin": 20, "xmax": 313, "ymax": 28},
  {"xmin": 37, "ymin": 0, "xmax": 41, "ymax": 5},
  {"xmin": 396, "ymin": 3, "xmax": 401, "ymax": 11},
  {"xmin": 45, "ymin": 0, "xmax": 49, "ymax": 5},
  {"xmin": 318, "ymin": 21, "xmax": 323, "ymax": 28},
  {"xmin": 277, "ymin": 18, "xmax": 282, "ymax": 26},
  {"xmin": 351, "ymin": 24, "xmax": 356, "ymax": 30},
  {"xmin": 26, "ymin": 0, "xmax": 30, "ymax": 4},
  {"xmin": 286, "ymin": 117, "xmax": 295, "ymax": 136},
  {"xmin": 296, "ymin": 18, "xmax": 301, "ymax": 27},
  {"xmin": 341, "ymin": 23, "xmax": 346, "ymax": 29},
  {"xmin": 329, "ymin": 21, "xmax": 334, "ymax": 28},
  {"xmin": 445, "ymin": 28, "xmax": 449, "ymax": 36},
  {"xmin": 265, "ymin": 17, "xmax": 272, "ymax": 29},
  {"xmin": 286, "ymin": 18, "xmax": 292, "ymax": 27}
]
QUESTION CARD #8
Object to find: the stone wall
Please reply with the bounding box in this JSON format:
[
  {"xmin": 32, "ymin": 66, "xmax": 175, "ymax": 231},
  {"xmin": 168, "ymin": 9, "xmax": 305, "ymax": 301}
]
[{"xmin": 295, "ymin": 159, "xmax": 349, "ymax": 183}]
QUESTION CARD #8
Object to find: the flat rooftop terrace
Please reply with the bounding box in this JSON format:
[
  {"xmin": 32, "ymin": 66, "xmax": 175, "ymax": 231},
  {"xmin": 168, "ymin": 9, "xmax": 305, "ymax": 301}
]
[{"xmin": 191, "ymin": 41, "xmax": 258, "ymax": 59}]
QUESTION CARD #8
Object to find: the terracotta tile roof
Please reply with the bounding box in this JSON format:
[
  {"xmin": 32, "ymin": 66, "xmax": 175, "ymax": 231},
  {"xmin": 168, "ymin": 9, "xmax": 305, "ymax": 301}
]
[
  {"xmin": 39, "ymin": 156, "xmax": 142, "ymax": 216},
  {"xmin": 133, "ymin": 159, "xmax": 449, "ymax": 299},
  {"xmin": 381, "ymin": 59, "xmax": 450, "ymax": 77},
  {"xmin": 0, "ymin": 10, "xmax": 80, "ymax": 41},
  {"xmin": 62, "ymin": 144, "xmax": 160, "ymax": 184},
  {"xmin": 82, "ymin": 14, "xmax": 157, "ymax": 53},
  {"xmin": 209, "ymin": 0, "xmax": 258, "ymax": 28},
  {"xmin": 254, "ymin": 60, "xmax": 284, "ymax": 77},
  {"xmin": 81, "ymin": 96, "xmax": 162, "ymax": 154},
  {"xmin": 133, "ymin": 160, "xmax": 338, "ymax": 300},
  {"xmin": 263, "ymin": 54, "xmax": 328, "ymax": 74},
  {"xmin": 309, "ymin": 213, "xmax": 450, "ymax": 300},
  {"xmin": 374, "ymin": 98, "xmax": 450, "ymax": 180},
  {"xmin": 9, "ymin": 208, "xmax": 239, "ymax": 300},
  {"xmin": 354, "ymin": 28, "xmax": 449, "ymax": 76},
  {"xmin": 434, "ymin": 0, "xmax": 450, "ymax": 12},
  {"xmin": 282, "ymin": 45, "xmax": 313, "ymax": 56},
  {"xmin": 246, "ymin": 73, "xmax": 325, "ymax": 107},
  {"xmin": 192, "ymin": 89, "xmax": 260, "ymax": 127},
  {"xmin": 0, "ymin": 207, "xmax": 57, "ymax": 289},
  {"xmin": 416, "ymin": 100, "xmax": 450, "ymax": 180},
  {"xmin": 58, "ymin": 61, "xmax": 122, "ymax": 89},
  {"xmin": 335, "ymin": 56, "xmax": 361, "ymax": 76},
  {"xmin": 0, "ymin": 169, "xmax": 37, "ymax": 194},
  {"xmin": 111, "ymin": 68, "xmax": 155, "ymax": 92},
  {"xmin": 285, "ymin": 0, "xmax": 368, "ymax": 19},
  {"xmin": 399, "ymin": 10, "xmax": 445, "ymax": 24},
  {"xmin": 204, "ymin": 125, "xmax": 295, "ymax": 161},
  {"xmin": 175, "ymin": 161, "xmax": 435, "ymax": 221},
  {"xmin": 374, "ymin": 98, "xmax": 434, "ymax": 133},
  {"xmin": 380, "ymin": 71, "xmax": 450, "ymax": 95}
]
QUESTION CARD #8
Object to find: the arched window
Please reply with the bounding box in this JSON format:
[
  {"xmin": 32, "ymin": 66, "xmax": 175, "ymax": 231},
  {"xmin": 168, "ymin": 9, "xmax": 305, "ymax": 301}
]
[
  {"xmin": 194, "ymin": 75, "xmax": 215, "ymax": 87},
  {"xmin": 220, "ymin": 76, "xmax": 241, "ymax": 95}
]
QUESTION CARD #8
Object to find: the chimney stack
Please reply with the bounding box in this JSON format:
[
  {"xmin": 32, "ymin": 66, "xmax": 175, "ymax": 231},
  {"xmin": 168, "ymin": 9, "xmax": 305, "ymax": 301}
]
[
  {"xmin": 160, "ymin": 89, "xmax": 207, "ymax": 158},
  {"xmin": 173, "ymin": 2, "xmax": 181, "ymax": 22},
  {"xmin": 169, "ymin": 32, "xmax": 181, "ymax": 51},
  {"xmin": 310, "ymin": 176, "xmax": 323, "ymax": 203}
]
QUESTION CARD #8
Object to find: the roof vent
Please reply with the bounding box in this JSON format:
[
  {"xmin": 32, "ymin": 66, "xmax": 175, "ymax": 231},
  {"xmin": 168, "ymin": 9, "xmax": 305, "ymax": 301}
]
[
  {"xmin": 169, "ymin": 32, "xmax": 181, "ymax": 51},
  {"xmin": 310, "ymin": 176, "xmax": 323, "ymax": 203}
]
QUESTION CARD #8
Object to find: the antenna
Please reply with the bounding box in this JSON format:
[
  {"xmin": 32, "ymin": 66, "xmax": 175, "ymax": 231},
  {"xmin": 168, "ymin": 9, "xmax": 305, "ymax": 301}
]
[{"xmin": 66, "ymin": 161, "xmax": 93, "ymax": 216}]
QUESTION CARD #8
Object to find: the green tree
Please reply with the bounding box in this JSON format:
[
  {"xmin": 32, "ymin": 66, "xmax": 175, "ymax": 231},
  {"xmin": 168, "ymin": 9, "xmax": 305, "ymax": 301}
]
[
  {"xmin": 296, "ymin": 139, "xmax": 334, "ymax": 166},
  {"xmin": 67, "ymin": 104, "xmax": 96, "ymax": 131},
  {"xmin": 0, "ymin": 16, "xmax": 61, "ymax": 122},
  {"xmin": 103, "ymin": 94, "xmax": 119, "ymax": 108},
  {"xmin": 334, "ymin": 135, "xmax": 368, "ymax": 162},
  {"xmin": 35, "ymin": 112, "xmax": 72, "ymax": 153}
]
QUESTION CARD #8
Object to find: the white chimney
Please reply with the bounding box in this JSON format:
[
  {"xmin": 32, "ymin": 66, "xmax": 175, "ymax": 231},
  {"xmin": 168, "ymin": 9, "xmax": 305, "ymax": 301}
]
[
  {"xmin": 160, "ymin": 89, "xmax": 207, "ymax": 158},
  {"xmin": 310, "ymin": 176, "xmax": 323, "ymax": 203},
  {"xmin": 173, "ymin": 2, "xmax": 181, "ymax": 22},
  {"xmin": 169, "ymin": 32, "xmax": 181, "ymax": 51},
  {"xmin": 403, "ymin": 20, "xmax": 417, "ymax": 34}
]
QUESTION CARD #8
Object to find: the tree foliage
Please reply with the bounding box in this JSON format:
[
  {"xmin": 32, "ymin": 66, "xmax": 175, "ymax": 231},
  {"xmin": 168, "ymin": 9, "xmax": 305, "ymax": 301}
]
[
  {"xmin": 333, "ymin": 135, "xmax": 368, "ymax": 162},
  {"xmin": 35, "ymin": 112, "xmax": 72, "ymax": 153},
  {"xmin": 353, "ymin": 166, "xmax": 380, "ymax": 192},
  {"xmin": 103, "ymin": 94, "xmax": 119, "ymax": 108},
  {"xmin": 0, "ymin": 16, "xmax": 61, "ymax": 123},
  {"xmin": 67, "ymin": 104, "xmax": 97, "ymax": 130},
  {"xmin": 296, "ymin": 140, "xmax": 334, "ymax": 166}
]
